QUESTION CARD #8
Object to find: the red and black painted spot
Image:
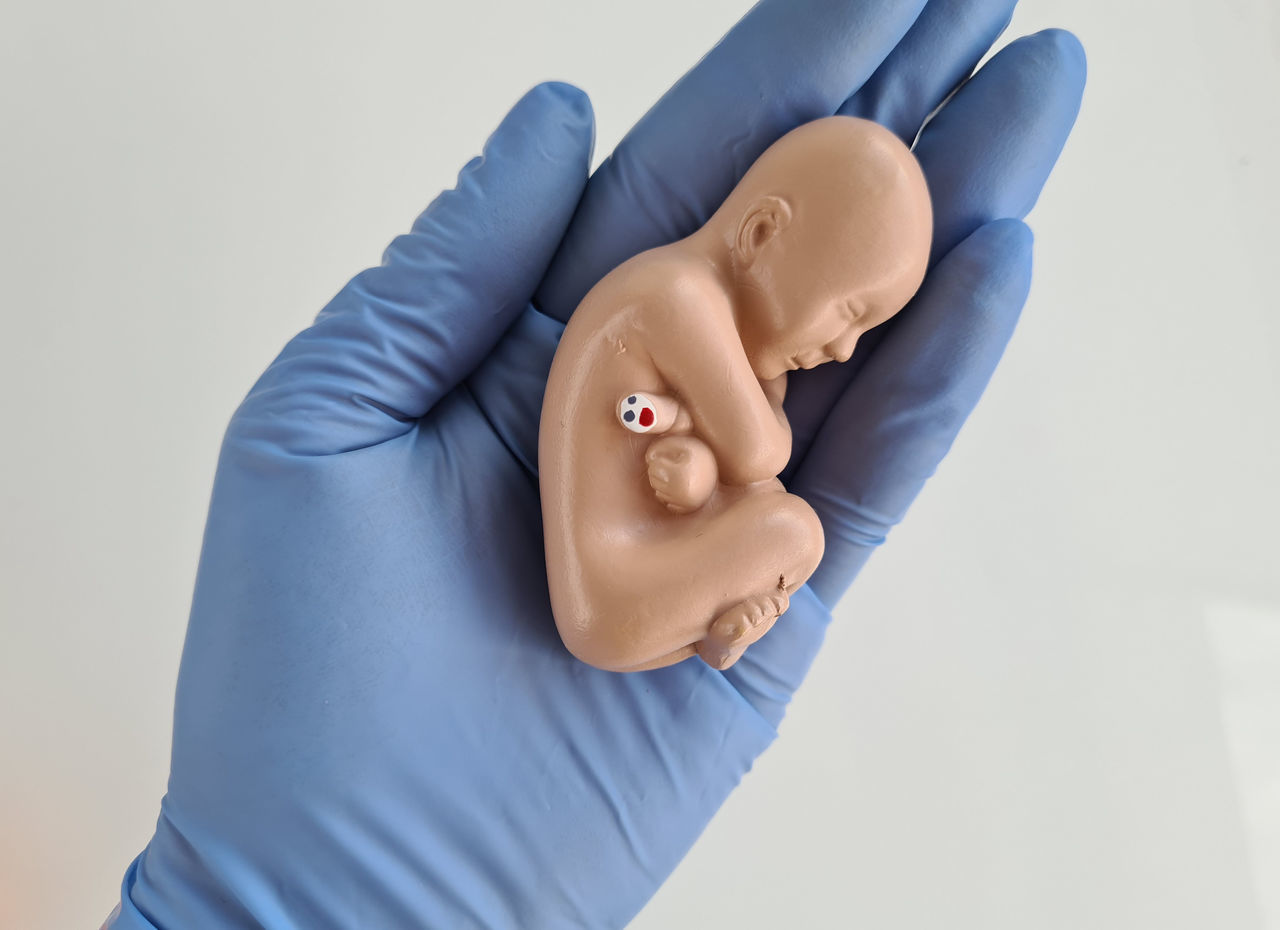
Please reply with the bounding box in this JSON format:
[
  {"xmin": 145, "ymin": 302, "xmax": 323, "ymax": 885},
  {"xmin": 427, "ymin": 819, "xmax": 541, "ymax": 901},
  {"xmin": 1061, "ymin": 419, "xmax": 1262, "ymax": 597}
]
[{"xmin": 618, "ymin": 393, "xmax": 658, "ymax": 433}]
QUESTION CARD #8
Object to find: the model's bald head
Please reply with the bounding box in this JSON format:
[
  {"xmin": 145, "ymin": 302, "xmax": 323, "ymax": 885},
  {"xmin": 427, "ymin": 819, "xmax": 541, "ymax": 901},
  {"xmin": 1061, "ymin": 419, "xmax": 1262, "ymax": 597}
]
[
  {"xmin": 714, "ymin": 116, "xmax": 932, "ymax": 274},
  {"xmin": 704, "ymin": 116, "xmax": 933, "ymax": 380}
]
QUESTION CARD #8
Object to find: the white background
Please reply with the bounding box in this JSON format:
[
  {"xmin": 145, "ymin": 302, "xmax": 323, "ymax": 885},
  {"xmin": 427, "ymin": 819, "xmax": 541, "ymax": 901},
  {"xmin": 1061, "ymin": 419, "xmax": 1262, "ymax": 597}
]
[{"xmin": 2, "ymin": 0, "xmax": 1278, "ymax": 927}]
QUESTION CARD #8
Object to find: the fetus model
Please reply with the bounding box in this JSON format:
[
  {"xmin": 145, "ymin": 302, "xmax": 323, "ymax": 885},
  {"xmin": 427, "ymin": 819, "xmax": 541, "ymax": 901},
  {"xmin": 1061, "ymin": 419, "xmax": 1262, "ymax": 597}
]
[{"xmin": 538, "ymin": 116, "xmax": 933, "ymax": 672}]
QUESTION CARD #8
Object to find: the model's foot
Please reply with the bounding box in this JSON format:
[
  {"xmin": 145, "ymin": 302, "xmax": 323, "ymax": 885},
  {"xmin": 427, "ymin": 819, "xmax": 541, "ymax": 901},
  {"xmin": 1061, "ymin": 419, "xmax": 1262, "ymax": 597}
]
[{"xmin": 696, "ymin": 587, "xmax": 790, "ymax": 670}]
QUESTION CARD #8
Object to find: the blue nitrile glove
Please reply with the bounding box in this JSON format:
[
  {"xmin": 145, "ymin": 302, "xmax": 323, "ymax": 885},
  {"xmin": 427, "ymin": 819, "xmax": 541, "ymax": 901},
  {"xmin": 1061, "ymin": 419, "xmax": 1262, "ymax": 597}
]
[{"xmin": 107, "ymin": 1, "xmax": 1085, "ymax": 927}]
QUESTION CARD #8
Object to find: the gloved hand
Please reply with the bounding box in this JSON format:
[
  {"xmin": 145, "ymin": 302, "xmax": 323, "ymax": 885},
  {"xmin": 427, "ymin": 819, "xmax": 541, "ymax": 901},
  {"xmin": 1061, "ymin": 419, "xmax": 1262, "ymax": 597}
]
[{"xmin": 107, "ymin": 1, "xmax": 1084, "ymax": 926}]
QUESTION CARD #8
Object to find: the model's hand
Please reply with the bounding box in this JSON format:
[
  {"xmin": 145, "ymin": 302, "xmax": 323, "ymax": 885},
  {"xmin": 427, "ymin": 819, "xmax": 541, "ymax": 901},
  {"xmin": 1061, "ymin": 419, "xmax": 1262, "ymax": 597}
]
[
  {"xmin": 108, "ymin": 1, "xmax": 1084, "ymax": 927},
  {"xmin": 645, "ymin": 436, "xmax": 719, "ymax": 515}
]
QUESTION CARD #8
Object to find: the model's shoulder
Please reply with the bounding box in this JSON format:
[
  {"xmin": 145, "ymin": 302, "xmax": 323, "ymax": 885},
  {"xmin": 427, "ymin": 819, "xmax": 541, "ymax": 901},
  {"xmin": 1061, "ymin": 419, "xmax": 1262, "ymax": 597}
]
[{"xmin": 617, "ymin": 249, "xmax": 730, "ymax": 320}]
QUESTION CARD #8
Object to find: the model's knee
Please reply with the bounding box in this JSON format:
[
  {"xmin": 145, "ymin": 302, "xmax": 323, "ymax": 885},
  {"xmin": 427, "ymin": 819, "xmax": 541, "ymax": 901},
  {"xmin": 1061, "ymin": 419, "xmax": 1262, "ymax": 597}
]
[{"xmin": 767, "ymin": 493, "xmax": 824, "ymax": 587}]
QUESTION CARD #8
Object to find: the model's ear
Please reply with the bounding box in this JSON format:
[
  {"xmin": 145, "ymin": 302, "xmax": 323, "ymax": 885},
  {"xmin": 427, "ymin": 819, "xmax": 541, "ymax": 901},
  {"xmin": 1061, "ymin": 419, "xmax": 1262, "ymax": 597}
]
[{"xmin": 733, "ymin": 195, "xmax": 792, "ymax": 268}]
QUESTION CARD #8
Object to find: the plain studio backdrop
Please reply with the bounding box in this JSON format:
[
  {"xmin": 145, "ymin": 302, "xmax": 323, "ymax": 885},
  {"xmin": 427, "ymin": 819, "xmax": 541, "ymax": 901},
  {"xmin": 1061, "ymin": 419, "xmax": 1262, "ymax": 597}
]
[{"xmin": 2, "ymin": 0, "xmax": 1277, "ymax": 927}]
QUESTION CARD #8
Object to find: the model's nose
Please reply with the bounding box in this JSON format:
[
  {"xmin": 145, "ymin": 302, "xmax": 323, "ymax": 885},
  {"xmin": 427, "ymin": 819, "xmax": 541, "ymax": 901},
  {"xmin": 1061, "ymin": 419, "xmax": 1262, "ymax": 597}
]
[{"xmin": 827, "ymin": 336, "xmax": 857, "ymax": 363}]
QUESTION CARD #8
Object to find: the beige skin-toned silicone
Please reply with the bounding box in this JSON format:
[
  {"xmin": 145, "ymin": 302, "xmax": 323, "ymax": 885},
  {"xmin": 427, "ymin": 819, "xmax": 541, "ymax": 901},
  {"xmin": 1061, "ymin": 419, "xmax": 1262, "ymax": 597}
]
[{"xmin": 538, "ymin": 116, "xmax": 933, "ymax": 672}]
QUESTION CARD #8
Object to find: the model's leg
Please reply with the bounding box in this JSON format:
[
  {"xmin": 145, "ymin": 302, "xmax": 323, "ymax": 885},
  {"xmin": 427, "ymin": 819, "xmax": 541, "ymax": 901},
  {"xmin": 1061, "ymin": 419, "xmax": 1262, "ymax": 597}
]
[
  {"xmin": 578, "ymin": 484, "xmax": 823, "ymax": 671},
  {"xmin": 645, "ymin": 435, "xmax": 718, "ymax": 513}
]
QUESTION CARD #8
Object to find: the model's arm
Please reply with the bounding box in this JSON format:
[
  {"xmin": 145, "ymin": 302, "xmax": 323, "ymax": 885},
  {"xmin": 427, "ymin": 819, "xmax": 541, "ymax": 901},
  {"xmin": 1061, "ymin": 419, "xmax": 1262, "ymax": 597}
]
[
  {"xmin": 648, "ymin": 288, "xmax": 792, "ymax": 485},
  {"xmin": 760, "ymin": 371, "xmax": 788, "ymax": 418}
]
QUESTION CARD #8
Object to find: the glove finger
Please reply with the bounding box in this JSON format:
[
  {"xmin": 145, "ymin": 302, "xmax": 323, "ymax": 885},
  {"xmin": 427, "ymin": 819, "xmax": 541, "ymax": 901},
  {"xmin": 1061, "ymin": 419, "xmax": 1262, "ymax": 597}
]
[
  {"xmin": 796, "ymin": 218, "xmax": 1033, "ymax": 611},
  {"xmin": 920, "ymin": 28, "xmax": 1086, "ymax": 264},
  {"xmin": 781, "ymin": 27, "xmax": 1086, "ymax": 485},
  {"xmin": 724, "ymin": 220, "xmax": 1030, "ymax": 714},
  {"xmin": 228, "ymin": 82, "xmax": 594, "ymax": 456},
  {"xmin": 839, "ymin": 0, "xmax": 1018, "ymax": 142},
  {"xmin": 532, "ymin": 0, "xmax": 929, "ymax": 323}
]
